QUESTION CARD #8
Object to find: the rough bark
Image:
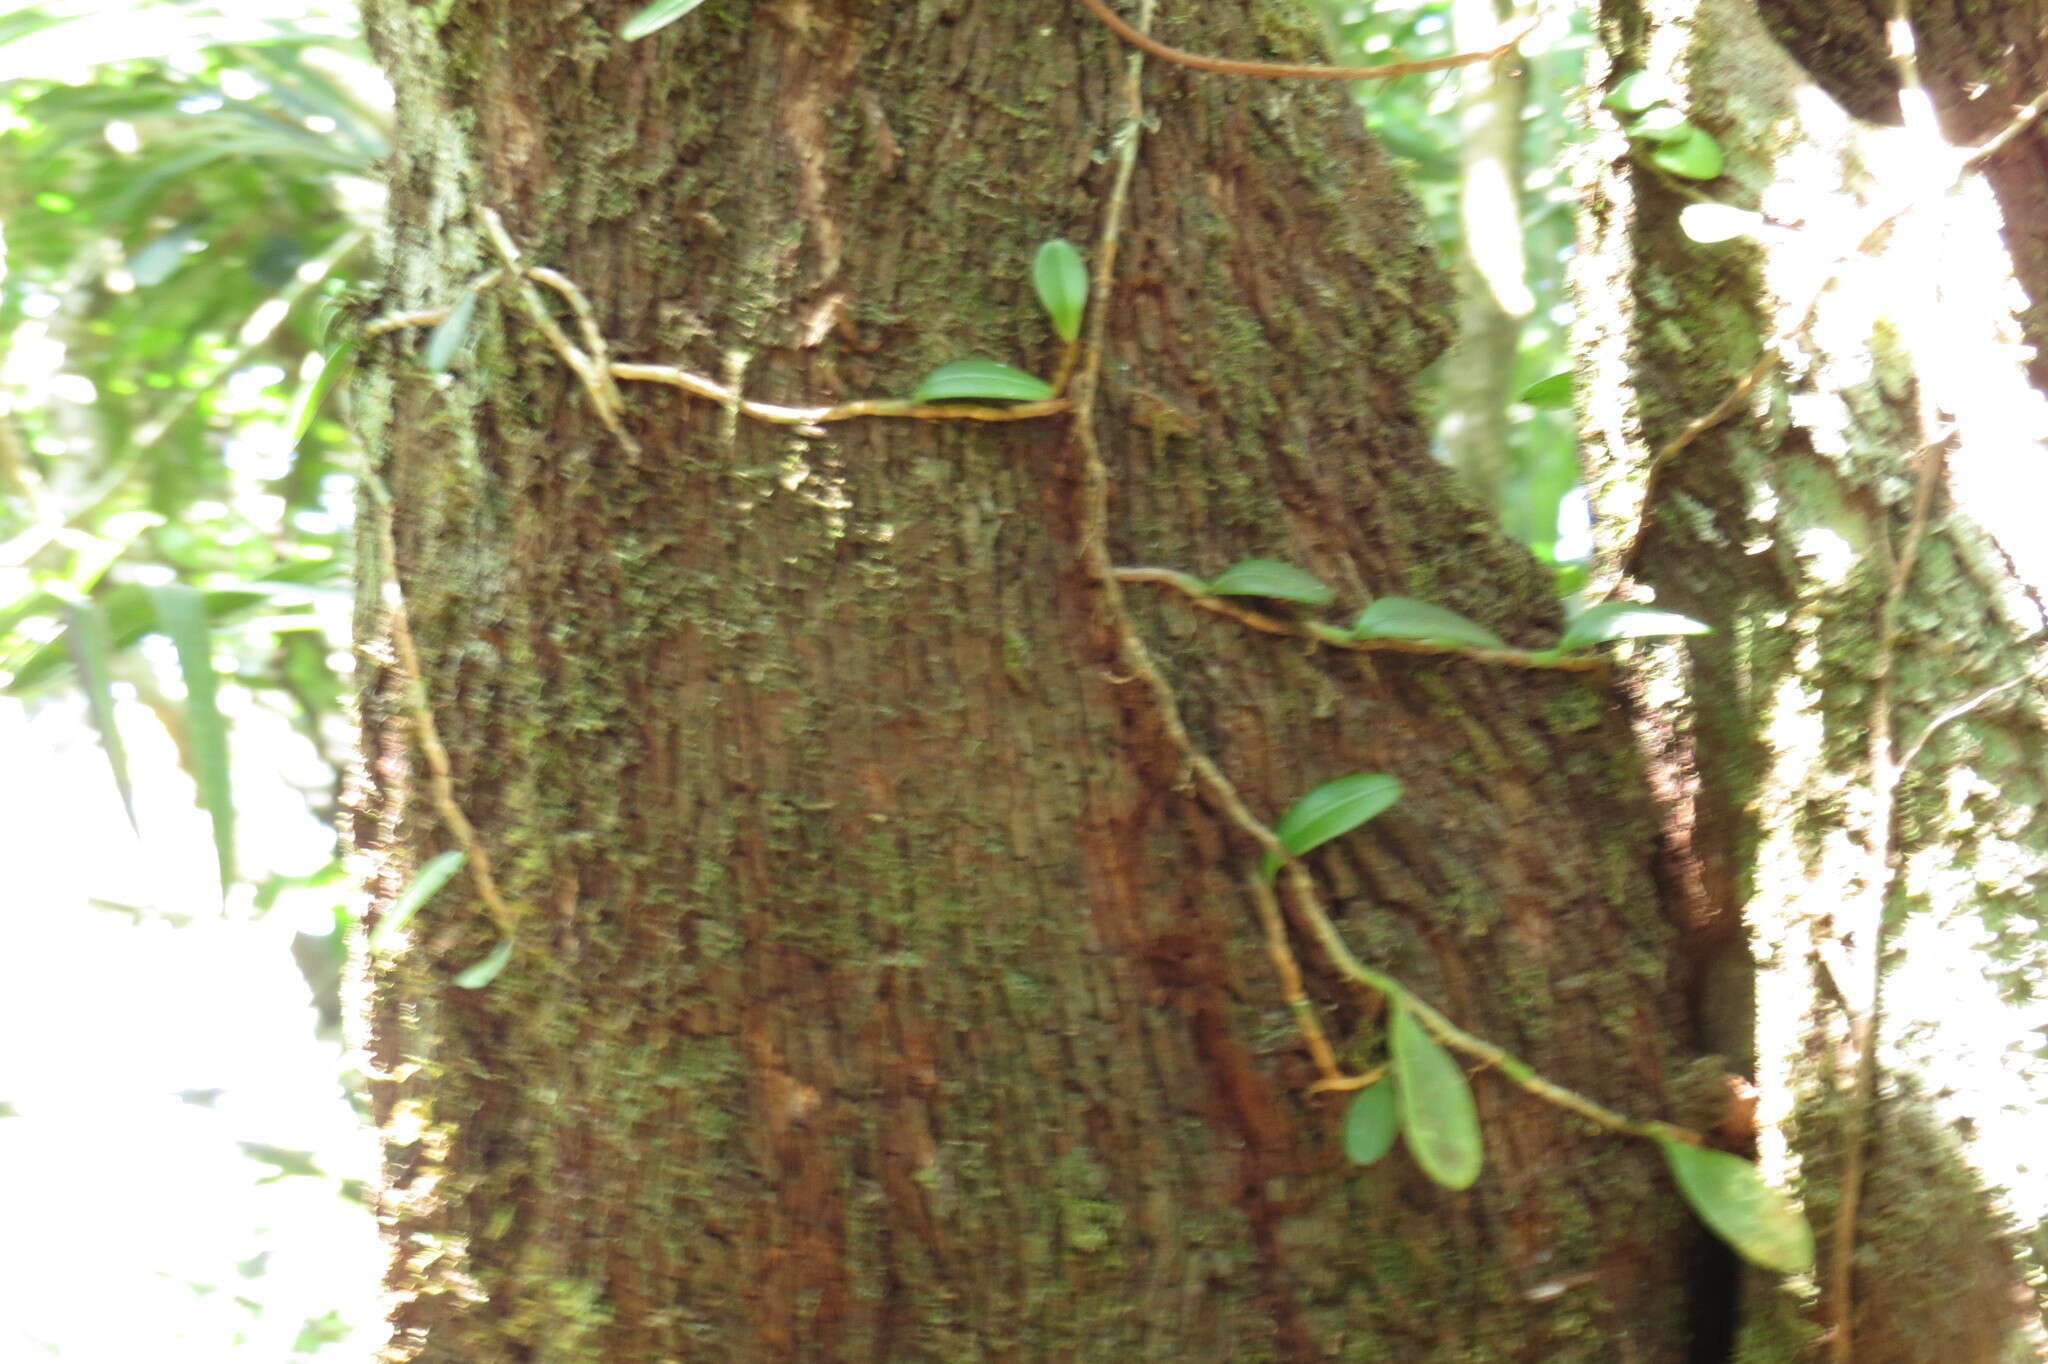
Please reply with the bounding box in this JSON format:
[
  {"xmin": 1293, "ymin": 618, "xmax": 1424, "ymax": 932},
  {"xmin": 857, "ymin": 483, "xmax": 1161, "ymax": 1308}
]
[
  {"xmin": 350, "ymin": 1, "xmax": 1700, "ymax": 1358},
  {"xmin": 1578, "ymin": 0, "xmax": 2048, "ymax": 1357}
]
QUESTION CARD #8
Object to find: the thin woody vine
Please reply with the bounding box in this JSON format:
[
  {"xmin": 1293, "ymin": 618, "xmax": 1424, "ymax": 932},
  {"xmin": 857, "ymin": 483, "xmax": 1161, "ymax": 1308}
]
[{"xmin": 341, "ymin": 0, "xmax": 2048, "ymax": 1328}]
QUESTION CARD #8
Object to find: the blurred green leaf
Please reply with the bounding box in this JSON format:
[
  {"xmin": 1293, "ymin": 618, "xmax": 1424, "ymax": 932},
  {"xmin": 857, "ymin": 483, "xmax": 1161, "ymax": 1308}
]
[
  {"xmin": 287, "ymin": 339, "xmax": 356, "ymax": 449},
  {"xmin": 1207, "ymin": 559, "xmax": 1334, "ymax": 606},
  {"xmin": 1649, "ymin": 125, "xmax": 1724, "ymax": 180},
  {"xmin": 1351, "ymin": 597, "xmax": 1505, "ymax": 650},
  {"xmin": 1626, "ymin": 106, "xmax": 1693, "ymax": 146},
  {"xmin": 64, "ymin": 600, "xmax": 137, "ymax": 831},
  {"xmin": 910, "ymin": 360, "xmax": 1054, "ymax": 404},
  {"xmin": 1342, "ymin": 1081, "xmax": 1400, "ymax": 1165},
  {"xmin": 1603, "ymin": 71, "xmax": 1664, "ymax": 113},
  {"xmin": 1519, "ymin": 371, "xmax": 1574, "ymax": 410},
  {"xmin": 1558, "ymin": 601, "xmax": 1710, "ymax": 652},
  {"xmin": 369, "ymin": 850, "xmax": 467, "ymax": 953},
  {"xmin": 621, "ymin": 0, "xmax": 708, "ymax": 39},
  {"xmin": 455, "ymin": 938, "xmax": 516, "ymax": 989},
  {"xmin": 1032, "ymin": 238, "xmax": 1088, "ymax": 343},
  {"xmin": 148, "ymin": 584, "xmax": 234, "ymax": 896},
  {"xmin": 423, "ymin": 288, "xmax": 478, "ymax": 374},
  {"xmin": 1659, "ymin": 1139, "xmax": 1815, "ymax": 1274},
  {"xmin": 1392, "ymin": 1007, "xmax": 1483, "ymax": 1191},
  {"xmin": 1264, "ymin": 773, "xmax": 1401, "ymax": 880}
]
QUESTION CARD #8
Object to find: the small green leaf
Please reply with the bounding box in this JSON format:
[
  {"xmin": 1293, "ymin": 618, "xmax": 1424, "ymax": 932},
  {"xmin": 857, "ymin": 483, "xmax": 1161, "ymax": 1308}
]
[
  {"xmin": 1519, "ymin": 371, "xmax": 1574, "ymax": 410},
  {"xmin": 909, "ymin": 360, "xmax": 1055, "ymax": 404},
  {"xmin": 1032, "ymin": 238, "xmax": 1089, "ymax": 343},
  {"xmin": 1207, "ymin": 559, "xmax": 1335, "ymax": 607},
  {"xmin": 1603, "ymin": 71, "xmax": 1664, "ymax": 113},
  {"xmin": 1263, "ymin": 773, "xmax": 1401, "ymax": 880},
  {"xmin": 1658, "ymin": 1140, "xmax": 1815, "ymax": 1274},
  {"xmin": 287, "ymin": 340, "xmax": 356, "ymax": 450},
  {"xmin": 65, "ymin": 601, "xmax": 137, "ymax": 832},
  {"xmin": 369, "ymin": 850, "xmax": 468, "ymax": 953},
  {"xmin": 1679, "ymin": 204, "xmax": 1764, "ymax": 244},
  {"xmin": 1351, "ymin": 597, "xmax": 1506, "ymax": 650},
  {"xmin": 1557, "ymin": 601, "xmax": 1711, "ymax": 652},
  {"xmin": 1626, "ymin": 106, "xmax": 1694, "ymax": 146},
  {"xmin": 1391, "ymin": 1007, "xmax": 1483, "ymax": 1191},
  {"xmin": 620, "ymin": 0, "xmax": 707, "ymax": 40},
  {"xmin": 1649, "ymin": 124, "xmax": 1724, "ymax": 180},
  {"xmin": 148, "ymin": 585, "xmax": 233, "ymax": 897},
  {"xmin": 1342, "ymin": 1081, "xmax": 1400, "ymax": 1165},
  {"xmin": 454, "ymin": 939, "xmax": 516, "ymax": 989},
  {"xmin": 423, "ymin": 288, "xmax": 478, "ymax": 374}
]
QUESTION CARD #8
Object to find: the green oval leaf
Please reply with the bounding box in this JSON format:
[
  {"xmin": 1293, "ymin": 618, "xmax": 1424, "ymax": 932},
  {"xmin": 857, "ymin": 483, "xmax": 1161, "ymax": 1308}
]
[
  {"xmin": 1603, "ymin": 71, "xmax": 1664, "ymax": 114},
  {"xmin": 1658, "ymin": 1139, "xmax": 1815, "ymax": 1275},
  {"xmin": 1391, "ymin": 1007, "xmax": 1483, "ymax": 1191},
  {"xmin": 369, "ymin": 850, "xmax": 468, "ymax": 953},
  {"xmin": 909, "ymin": 360, "xmax": 1054, "ymax": 404},
  {"xmin": 1519, "ymin": 371, "xmax": 1574, "ymax": 410},
  {"xmin": 423, "ymin": 288, "xmax": 478, "ymax": 374},
  {"xmin": 620, "ymin": 0, "xmax": 707, "ymax": 40},
  {"xmin": 1351, "ymin": 597, "xmax": 1506, "ymax": 650},
  {"xmin": 1342, "ymin": 1081, "xmax": 1400, "ymax": 1165},
  {"xmin": 1649, "ymin": 124, "xmax": 1724, "ymax": 180},
  {"xmin": 454, "ymin": 938, "xmax": 516, "ymax": 990},
  {"xmin": 1557, "ymin": 601, "xmax": 1711, "ymax": 652},
  {"xmin": 1207, "ymin": 559, "xmax": 1335, "ymax": 607},
  {"xmin": 1626, "ymin": 106, "xmax": 1694, "ymax": 146},
  {"xmin": 148, "ymin": 584, "xmax": 233, "ymax": 898},
  {"xmin": 1263, "ymin": 773, "xmax": 1402, "ymax": 880},
  {"xmin": 1033, "ymin": 238, "xmax": 1089, "ymax": 344}
]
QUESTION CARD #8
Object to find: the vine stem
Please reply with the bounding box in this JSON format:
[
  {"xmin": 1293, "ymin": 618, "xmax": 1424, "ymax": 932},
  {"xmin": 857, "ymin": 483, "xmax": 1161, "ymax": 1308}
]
[
  {"xmin": 363, "ymin": 474, "xmax": 519, "ymax": 941},
  {"xmin": 1066, "ymin": 0, "xmax": 1699, "ymax": 1149},
  {"xmin": 1114, "ymin": 566, "xmax": 1606, "ymax": 673}
]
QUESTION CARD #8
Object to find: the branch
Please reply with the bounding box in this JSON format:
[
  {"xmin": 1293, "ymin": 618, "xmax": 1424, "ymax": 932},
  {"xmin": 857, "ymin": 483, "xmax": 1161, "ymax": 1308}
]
[
  {"xmin": 1114, "ymin": 566, "xmax": 1607, "ymax": 673},
  {"xmin": 1073, "ymin": 0, "xmax": 1534, "ymax": 83}
]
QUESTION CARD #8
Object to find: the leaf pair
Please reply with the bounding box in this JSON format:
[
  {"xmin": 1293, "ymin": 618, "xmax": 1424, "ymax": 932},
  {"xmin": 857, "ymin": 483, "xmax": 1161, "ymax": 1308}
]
[
  {"xmin": 1342, "ymin": 1008, "xmax": 1482, "ymax": 1190},
  {"xmin": 1604, "ymin": 72, "xmax": 1724, "ymax": 181},
  {"xmin": 907, "ymin": 239, "xmax": 1087, "ymax": 402},
  {"xmin": 1354, "ymin": 595, "xmax": 1710, "ymax": 654}
]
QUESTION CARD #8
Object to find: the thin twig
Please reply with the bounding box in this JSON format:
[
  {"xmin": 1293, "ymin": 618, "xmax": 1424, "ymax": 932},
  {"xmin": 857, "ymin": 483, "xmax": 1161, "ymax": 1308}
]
[
  {"xmin": 1962, "ymin": 79, "xmax": 2048, "ymax": 168},
  {"xmin": 1896, "ymin": 667, "xmax": 2042, "ymax": 775},
  {"xmin": 1247, "ymin": 874, "xmax": 1345, "ymax": 1084},
  {"xmin": 1114, "ymin": 566, "xmax": 1607, "ymax": 673},
  {"xmin": 1074, "ymin": 0, "xmax": 1534, "ymax": 83},
  {"xmin": 477, "ymin": 207, "xmax": 641, "ymax": 459},
  {"xmin": 362, "ymin": 310, "xmax": 1073, "ymax": 427},
  {"xmin": 609, "ymin": 362, "xmax": 1070, "ymax": 425},
  {"xmin": 363, "ymin": 475, "xmax": 519, "ymax": 941},
  {"xmin": 1828, "ymin": 14, "xmax": 1941, "ymax": 1351}
]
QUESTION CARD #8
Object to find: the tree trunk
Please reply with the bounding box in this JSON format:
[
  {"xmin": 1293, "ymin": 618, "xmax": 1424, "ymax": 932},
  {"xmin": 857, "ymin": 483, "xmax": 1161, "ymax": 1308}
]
[
  {"xmin": 1578, "ymin": 0, "xmax": 2048, "ymax": 1356},
  {"xmin": 351, "ymin": 0, "xmax": 1700, "ymax": 1358}
]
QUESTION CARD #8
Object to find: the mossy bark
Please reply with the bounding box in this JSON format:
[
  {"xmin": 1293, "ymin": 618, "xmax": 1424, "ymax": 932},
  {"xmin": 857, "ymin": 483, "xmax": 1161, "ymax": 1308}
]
[
  {"xmin": 350, "ymin": 1, "xmax": 1698, "ymax": 1357},
  {"xmin": 1579, "ymin": 0, "xmax": 2048, "ymax": 1357}
]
